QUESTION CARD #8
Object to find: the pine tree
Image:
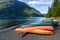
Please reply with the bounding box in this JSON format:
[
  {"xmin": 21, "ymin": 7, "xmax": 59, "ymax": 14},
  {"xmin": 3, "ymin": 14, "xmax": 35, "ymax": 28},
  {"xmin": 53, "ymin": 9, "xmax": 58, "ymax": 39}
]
[{"xmin": 46, "ymin": 0, "xmax": 60, "ymax": 17}]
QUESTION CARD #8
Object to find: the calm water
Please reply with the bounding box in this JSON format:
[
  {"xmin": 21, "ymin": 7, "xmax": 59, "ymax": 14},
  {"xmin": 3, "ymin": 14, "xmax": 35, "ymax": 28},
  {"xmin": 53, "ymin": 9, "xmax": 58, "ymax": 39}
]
[
  {"xmin": 0, "ymin": 17, "xmax": 46, "ymax": 29},
  {"xmin": 26, "ymin": 17, "xmax": 46, "ymax": 23}
]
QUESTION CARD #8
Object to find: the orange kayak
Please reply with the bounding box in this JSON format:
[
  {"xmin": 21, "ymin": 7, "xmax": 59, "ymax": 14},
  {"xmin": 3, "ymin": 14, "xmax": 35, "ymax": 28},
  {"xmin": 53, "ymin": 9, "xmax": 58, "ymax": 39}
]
[
  {"xmin": 15, "ymin": 28, "xmax": 53, "ymax": 35},
  {"xmin": 24, "ymin": 26, "xmax": 54, "ymax": 31}
]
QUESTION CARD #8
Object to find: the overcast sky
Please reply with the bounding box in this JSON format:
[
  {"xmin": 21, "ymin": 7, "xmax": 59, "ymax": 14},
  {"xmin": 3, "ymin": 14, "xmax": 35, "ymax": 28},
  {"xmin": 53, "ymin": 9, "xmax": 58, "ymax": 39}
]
[{"xmin": 18, "ymin": 0, "xmax": 54, "ymax": 14}]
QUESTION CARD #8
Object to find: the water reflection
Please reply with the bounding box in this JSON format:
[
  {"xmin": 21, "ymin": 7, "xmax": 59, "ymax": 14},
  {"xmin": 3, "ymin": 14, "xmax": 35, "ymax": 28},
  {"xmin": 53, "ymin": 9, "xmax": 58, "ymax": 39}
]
[
  {"xmin": 26, "ymin": 17, "xmax": 46, "ymax": 23},
  {"xmin": 0, "ymin": 17, "xmax": 46, "ymax": 29}
]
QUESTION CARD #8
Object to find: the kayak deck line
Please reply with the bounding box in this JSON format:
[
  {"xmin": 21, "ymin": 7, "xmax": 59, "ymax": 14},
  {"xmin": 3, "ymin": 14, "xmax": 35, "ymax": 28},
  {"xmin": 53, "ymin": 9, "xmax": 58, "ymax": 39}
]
[{"xmin": 19, "ymin": 26, "xmax": 54, "ymax": 31}]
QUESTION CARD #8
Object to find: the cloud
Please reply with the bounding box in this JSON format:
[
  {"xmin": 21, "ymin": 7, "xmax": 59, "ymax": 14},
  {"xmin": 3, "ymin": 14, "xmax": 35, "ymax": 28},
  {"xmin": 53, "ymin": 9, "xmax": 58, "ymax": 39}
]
[
  {"xmin": 28, "ymin": 1, "xmax": 40, "ymax": 4},
  {"xmin": 28, "ymin": 1, "xmax": 53, "ymax": 4},
  {"xmin": 41, "ymin": 11, "xmax": 47, "ymax": 14},
  {"xmin": 18, "ymin": 0, "xmax": 21, "ymax": 1},
  {"xmin": 38, "ymin": 7, "xmax": 48, "ymax": 14}
]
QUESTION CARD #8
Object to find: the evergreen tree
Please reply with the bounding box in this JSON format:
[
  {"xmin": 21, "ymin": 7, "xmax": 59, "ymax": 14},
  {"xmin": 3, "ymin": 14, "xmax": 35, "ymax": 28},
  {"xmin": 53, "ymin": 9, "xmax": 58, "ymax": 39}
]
[{"xmin": 46, "ymin": 0, "xmax": 60, "ymax": 17}]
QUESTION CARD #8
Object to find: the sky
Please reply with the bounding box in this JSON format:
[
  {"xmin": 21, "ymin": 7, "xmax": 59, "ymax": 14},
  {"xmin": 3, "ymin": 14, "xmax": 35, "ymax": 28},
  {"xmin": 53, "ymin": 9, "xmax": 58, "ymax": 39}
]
[{"xmin": 18, "ymin": 0, "xmax": 54, "ymax": 14}]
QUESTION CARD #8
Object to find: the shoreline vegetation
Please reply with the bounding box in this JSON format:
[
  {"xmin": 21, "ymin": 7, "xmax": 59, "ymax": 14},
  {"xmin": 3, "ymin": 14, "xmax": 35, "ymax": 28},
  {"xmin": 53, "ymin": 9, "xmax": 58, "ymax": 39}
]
[{"xmin": 46, "ymin": 0, "xmax": 60, "ymax": 17}]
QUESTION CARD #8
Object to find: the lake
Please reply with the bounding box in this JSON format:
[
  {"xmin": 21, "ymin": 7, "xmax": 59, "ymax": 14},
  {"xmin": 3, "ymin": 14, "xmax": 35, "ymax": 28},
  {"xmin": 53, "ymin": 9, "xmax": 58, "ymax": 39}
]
[{"xmin": 0, "ymin": 17, "xmax": 46, "ymax": 30}]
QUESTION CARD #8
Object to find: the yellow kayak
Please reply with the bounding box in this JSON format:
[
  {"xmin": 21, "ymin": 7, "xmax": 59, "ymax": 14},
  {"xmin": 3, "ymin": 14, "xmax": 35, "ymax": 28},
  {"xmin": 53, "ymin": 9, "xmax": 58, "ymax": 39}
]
[{"xmin": 33, "ymin": 30, "xmax": 53, "ymax": 35}]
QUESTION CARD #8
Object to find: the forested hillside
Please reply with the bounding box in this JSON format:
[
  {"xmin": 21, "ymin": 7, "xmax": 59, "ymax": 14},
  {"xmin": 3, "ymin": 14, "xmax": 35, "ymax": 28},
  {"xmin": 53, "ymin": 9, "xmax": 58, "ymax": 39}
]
[
  {"xmin": 46, "ymin": 0, "xmax": 60, "ymax": 17},
  {"xmin": 0, "ymin": 0, "xmax": 41, "ymax": 19}
]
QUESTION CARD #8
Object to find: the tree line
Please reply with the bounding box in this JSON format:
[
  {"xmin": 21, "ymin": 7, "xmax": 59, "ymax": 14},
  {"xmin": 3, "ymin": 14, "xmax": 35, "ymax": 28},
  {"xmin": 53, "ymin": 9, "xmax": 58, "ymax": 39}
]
[{"xmin": 46, "ymin": 0, "xmax": 60, "ymax": 17}]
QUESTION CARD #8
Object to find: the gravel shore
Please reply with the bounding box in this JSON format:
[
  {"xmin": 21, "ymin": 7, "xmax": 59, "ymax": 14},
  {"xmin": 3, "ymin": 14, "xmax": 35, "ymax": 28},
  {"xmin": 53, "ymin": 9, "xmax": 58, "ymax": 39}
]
[{"xmin": 0, "ymin": 27, "xmax": 60, "ymax": 40}]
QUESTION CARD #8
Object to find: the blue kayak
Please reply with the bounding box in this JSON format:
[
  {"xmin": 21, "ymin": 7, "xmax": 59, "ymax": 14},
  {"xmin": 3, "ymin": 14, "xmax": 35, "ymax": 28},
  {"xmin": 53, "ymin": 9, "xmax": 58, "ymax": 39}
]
[{"xmin": 21, "ymin": 22, "xmax": 53, "ymax": 28}]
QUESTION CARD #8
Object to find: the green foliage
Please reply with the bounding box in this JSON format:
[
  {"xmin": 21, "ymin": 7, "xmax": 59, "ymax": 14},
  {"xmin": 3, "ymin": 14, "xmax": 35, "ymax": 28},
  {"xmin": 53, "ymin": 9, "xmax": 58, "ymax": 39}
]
[
  {"xmin": 0, "ymin": 0, "xmax": 42, "ymax": 19},
  {"xmin": 0, "ymin": 4, "xmax": 6, "ymax": 9},
  {"xmin": 46, "ymin": 7, "xmax": 51, "ymax": 17},
  {"xmin": 24, "ymin": 8, "xmax": 41, "ymax": 17},
  {"xmin": 46, "ymin": 0, "xmax": 60, "ymax": 17},
  {"xmin": 0, "ymin": 0, "xmax": 12, "ymax": 9}
]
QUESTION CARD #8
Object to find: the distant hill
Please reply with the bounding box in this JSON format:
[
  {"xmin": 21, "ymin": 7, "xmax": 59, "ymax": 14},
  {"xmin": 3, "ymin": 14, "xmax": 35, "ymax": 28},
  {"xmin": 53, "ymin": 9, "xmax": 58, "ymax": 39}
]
[
  {"xmin": 0, "ymin": 0, "xmax": 41, "ymax": 19},
  {"xmin": 39, "ymin": 14, "xmax": 46, "ymax": 17}
]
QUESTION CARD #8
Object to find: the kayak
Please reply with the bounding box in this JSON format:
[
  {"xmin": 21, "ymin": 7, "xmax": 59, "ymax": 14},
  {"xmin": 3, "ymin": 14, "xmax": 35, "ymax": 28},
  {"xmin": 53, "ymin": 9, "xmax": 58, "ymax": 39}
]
[
  {"xmin": 15, "ymin": 28, "xmax": 53, "ymax": 35},
  {"xmin": 24, "ymin": 26, "xmax": 54, "ymax": 31},
  {"xmin": 21, "ymin": 23, "xmax": 53, "ymax": 28}
]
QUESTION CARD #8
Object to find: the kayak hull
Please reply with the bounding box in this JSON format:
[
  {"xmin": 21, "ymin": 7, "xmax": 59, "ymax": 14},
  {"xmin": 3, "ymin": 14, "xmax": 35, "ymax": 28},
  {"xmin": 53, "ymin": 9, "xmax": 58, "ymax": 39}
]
[
  {"xmin": 24, "ymin": 26, "xmax": 54, "ymax": 31},
  {"xmin": 22, "ymin": 23, "xmax": 53, "ymax": 28},
  {"xmin": 15, "ymin": 28, "xmax": 53, "ymax": 35}
]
